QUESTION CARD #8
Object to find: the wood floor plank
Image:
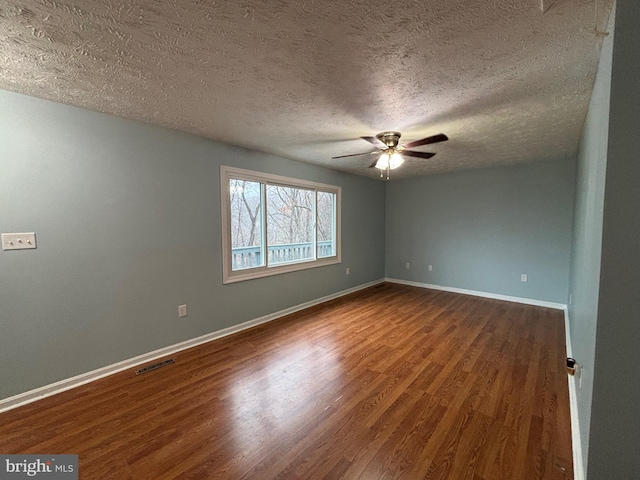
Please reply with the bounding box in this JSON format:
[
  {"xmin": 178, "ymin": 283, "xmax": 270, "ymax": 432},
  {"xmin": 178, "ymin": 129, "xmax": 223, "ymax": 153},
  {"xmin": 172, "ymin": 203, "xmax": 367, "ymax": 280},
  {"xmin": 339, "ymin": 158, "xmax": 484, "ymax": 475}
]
[{"xmin": 0, "ymin": 283, "xmax": 573, "ymax": 479}]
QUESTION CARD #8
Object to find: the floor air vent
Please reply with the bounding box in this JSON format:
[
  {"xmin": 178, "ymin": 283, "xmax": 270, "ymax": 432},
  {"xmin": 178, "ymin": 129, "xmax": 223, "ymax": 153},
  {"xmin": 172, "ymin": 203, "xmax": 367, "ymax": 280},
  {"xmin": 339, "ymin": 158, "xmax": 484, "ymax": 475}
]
[{"xmin": 135, "ymin": 358, "xmax": 175, "ymax": 375}]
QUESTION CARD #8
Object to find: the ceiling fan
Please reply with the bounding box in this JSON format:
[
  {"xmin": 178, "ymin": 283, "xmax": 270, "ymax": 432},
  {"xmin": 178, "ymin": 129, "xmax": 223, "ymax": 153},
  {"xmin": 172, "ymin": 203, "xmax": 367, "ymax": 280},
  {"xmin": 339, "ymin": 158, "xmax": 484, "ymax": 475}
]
[{"xmin": 332, "ymin": 131, "xmax": 448, "ymax": 179}]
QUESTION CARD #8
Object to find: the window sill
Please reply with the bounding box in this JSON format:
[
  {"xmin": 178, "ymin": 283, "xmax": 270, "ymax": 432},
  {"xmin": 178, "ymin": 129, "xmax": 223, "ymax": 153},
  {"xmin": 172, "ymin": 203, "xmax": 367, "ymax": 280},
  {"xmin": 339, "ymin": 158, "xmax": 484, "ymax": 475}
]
[{"xmin": 223, "ymin": 255, "xmax": 341, "ymax": 284}]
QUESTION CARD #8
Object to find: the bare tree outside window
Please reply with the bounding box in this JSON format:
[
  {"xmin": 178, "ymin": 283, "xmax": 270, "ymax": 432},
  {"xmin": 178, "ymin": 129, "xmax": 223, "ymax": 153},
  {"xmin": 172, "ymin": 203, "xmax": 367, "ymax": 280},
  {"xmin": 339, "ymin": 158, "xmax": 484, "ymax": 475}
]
[
  {"xmin": 317, "ymin": 191, "xmax": 336, "ymax": 258},
  {"xmin": 224, "ymin": 168, "xmax": 339, "ymax": 279},
  {"xmin": 267, "ymin": 185, "xmax": 314, "ymax": 264},
  {"xmin": 230, "ymin": 179, "xmax": 263, "ymax": 269}
]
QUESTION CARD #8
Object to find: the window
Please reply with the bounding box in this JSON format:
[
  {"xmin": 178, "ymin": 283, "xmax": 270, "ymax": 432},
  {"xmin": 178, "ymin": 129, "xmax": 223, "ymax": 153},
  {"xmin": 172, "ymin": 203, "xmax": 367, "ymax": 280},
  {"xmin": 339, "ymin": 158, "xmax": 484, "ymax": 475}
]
[{"xmin": 221, "ymin": 166, "xmax": 341, "ymax": 283}]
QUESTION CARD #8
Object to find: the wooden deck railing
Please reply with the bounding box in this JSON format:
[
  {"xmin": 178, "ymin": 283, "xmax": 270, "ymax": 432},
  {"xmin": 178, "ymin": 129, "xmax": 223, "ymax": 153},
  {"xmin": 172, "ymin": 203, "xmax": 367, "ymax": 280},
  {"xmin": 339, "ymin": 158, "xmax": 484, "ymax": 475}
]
[{"xmin": 232, "ymin": 241, "xmax": 333, "ymax": 270}]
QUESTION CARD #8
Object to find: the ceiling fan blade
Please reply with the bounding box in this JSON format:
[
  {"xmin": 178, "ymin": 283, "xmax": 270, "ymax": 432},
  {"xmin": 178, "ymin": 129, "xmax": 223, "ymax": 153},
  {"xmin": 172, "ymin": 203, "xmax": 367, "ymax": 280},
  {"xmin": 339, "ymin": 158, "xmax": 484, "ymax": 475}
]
[
  {"xmin": 403, "ymin": 133, "xmax": 448, "ymax": 149},
  {"xmin": 401, "ymin": 150, "xmax": 436, "ymax": 159},
  {"xmin": 361, "ymin": 136, "xmax": 387, "ymax": 149},
  {"xmin": 369, "ymin": 158, "xmax": 380, "ymax": 168},
  {"xmin": 332, "ymin": 151, "xmax": 374, "ymax": 159}
]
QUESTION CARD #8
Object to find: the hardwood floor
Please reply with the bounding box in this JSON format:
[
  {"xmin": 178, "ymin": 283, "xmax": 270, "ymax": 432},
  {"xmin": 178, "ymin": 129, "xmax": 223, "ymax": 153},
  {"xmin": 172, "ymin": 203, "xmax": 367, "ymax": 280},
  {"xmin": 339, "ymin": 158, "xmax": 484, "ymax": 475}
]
[{"xmin": 0, "ymin": 283, "xmax": 573, "ymax": 479}]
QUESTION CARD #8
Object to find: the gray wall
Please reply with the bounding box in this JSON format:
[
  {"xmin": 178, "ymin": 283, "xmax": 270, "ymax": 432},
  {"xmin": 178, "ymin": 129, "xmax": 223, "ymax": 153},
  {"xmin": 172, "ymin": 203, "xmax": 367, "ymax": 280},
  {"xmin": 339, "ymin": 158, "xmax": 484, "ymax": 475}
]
[
  {"xmin": 0, "ymin": 90, "xmax": 386, "ymax": 400},
  {"xmin": 568, "ymin": 4, "xmax": 614, "ymax": 473},
  {"xmin": 587, "ymin": 0, "xmax": 640, "ymax": 477},
  {"xmin": 385, "ymin": 160, "xmax": 575, "ymax": 304}
]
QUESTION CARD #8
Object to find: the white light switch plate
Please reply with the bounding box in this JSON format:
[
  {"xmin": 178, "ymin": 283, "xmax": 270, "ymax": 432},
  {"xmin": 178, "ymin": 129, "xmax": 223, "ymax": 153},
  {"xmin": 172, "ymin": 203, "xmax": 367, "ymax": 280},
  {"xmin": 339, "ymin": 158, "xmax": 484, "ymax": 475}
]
[{"xmin": 2, "ymin": 233, "xmax": 37, "ymax": 251}]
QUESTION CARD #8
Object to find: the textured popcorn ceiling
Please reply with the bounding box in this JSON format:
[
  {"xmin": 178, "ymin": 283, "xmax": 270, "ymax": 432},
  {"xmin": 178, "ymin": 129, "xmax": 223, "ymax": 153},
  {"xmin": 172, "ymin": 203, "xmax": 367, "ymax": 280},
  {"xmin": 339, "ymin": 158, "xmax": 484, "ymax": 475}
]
[{"xmin": 0, "ymin": 0, "xmax": 613, "ymax": 179}]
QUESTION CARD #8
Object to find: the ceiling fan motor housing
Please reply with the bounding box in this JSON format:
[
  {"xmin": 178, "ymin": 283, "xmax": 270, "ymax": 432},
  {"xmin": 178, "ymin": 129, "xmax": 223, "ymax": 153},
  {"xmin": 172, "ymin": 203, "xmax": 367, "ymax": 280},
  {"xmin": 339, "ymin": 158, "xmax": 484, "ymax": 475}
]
[{"xmin": 376, "ymin": 131, "xmax": 402, "ymax": 148}]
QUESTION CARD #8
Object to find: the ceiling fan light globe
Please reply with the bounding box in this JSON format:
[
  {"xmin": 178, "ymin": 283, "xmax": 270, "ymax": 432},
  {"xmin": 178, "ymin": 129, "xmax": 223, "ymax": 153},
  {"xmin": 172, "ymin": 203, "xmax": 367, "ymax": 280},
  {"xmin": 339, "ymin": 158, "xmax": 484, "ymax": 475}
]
[
  {"xmin": 375, "ymin": 153, "xmax": 390, "ymax": 169},
  {"xmin": 389, "ymin": 152, "xmax": 404, "ymax": 169}
]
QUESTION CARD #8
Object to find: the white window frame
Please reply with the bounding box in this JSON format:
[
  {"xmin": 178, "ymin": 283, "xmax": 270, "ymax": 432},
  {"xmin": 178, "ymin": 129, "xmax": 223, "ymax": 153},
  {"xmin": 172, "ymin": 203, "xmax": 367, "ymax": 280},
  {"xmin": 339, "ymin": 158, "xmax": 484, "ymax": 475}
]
[{"xmin": 221, "ymin": 166, "xmax": 341, "ymax": 284}]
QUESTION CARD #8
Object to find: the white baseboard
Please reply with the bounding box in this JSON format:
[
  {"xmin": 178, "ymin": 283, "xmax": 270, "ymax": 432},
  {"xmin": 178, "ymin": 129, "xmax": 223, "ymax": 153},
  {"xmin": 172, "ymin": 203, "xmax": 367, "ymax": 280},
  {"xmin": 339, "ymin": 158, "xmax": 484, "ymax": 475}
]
[
  {"xmin": 0, "ymin": 279, "xmax": 384, "ymax": 413},
  {"xmin": 564, "ymin": 308, "xmax": 584, "ymax": 480},
  {"xmin": 385, "ymin": 278, "xmax": 567, "ymax": 310},
  {"xmin": 568, "ymin": 374, "xmax": 584, "ymax": 480}
]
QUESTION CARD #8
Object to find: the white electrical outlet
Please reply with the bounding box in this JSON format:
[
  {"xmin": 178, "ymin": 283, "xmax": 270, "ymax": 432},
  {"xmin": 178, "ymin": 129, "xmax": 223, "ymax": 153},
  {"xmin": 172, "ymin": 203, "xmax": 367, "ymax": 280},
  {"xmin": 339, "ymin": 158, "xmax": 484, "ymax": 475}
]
[
  {"xmin": 2, "ymin": 233, "xmax": 37, "ymax": 251},
  {"xmin": 178, "ymin": 304, "xmax": 188, "ymax": 318},
  {"xmin": 428, "ymin": 265, "xmax": 433, "ymax": 271},
  {"xmin": 520, "ymin": 274, "xmax": 528, "ymax": 282},
  {"xmin": 406, "ymin": 262, "xmax": 410, "ymax": 269},
  {"xmin": 346, "ymin": 267, "xmax": 350, "ymax": 275}
]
